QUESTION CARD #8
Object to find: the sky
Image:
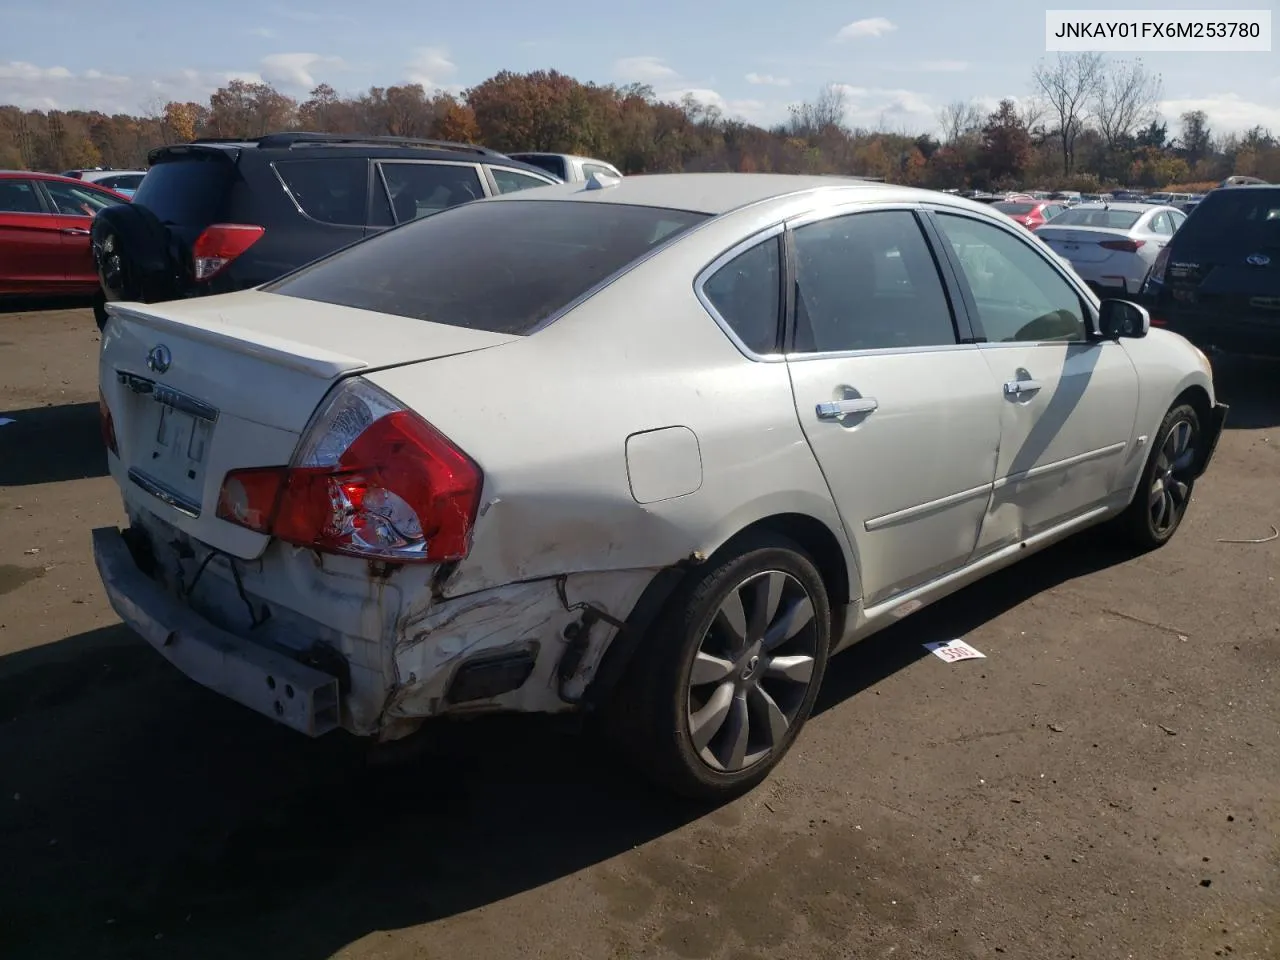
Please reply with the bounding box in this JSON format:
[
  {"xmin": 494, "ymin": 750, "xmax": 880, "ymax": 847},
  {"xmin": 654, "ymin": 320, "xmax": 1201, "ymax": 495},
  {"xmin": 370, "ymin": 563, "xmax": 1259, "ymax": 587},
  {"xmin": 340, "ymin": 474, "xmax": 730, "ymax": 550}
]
[{"xmin": 2, "ymin": 0, "xmax": 1278, "ymax": 138}]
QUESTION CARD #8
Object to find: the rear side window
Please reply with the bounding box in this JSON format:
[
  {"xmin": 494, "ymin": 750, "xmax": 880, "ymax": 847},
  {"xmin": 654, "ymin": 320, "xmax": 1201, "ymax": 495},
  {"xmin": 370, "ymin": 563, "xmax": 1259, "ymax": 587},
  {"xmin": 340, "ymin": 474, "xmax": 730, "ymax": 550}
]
[
  {"xmin": 378, "ymin": 162, "xmax": 484, "ymax": 223},
  {"xmin": 582, "ymin": 162, "xmax": 619, "ymax": 180},
  {"xmin": 0, "ymin": 179, "xmax": 43, "ymax": 213},
  {"xmin": 512, "ymin": 154, "xmax": 567, "ymax": 179},
  {"xmin": 1182, "ymin": 190, "xmax": 1280, "ymax": 249},
  {"xmin": 132, "ymin": 156, "xmax": 232, "ymax": 225},
  {"xmin": 265, "ymin": 200, "xmax": 708, "ymax": 335},
  {"xmin": 490, "ymin": 168, "xmax": 552, "ymax": 194},
  {"xmin": 43, "ymin": 180, "xmax": 123, "ymax": 216},
  {"xmin": 701, "ymin": 235, "xmax": 782, "ymax": 354},
  {"xmin": 275, "ymin": 158, "xmax": 369, "ymax": 226},
  {"xmin": 994, "ymin": 203, "xmax": 1035, "ymax": 216}
]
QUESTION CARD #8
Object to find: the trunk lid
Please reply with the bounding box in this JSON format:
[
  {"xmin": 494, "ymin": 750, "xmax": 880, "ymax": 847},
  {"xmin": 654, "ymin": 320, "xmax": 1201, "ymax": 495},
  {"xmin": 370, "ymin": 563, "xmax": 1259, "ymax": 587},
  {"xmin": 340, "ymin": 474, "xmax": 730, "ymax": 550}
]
[
  {"xmin": 1036, "ymin": 226, "xmax": 1136, "ymax": 263},
  {"xmin": 100, "ymin": 290, "xmax": 519, "ymax": 558}
]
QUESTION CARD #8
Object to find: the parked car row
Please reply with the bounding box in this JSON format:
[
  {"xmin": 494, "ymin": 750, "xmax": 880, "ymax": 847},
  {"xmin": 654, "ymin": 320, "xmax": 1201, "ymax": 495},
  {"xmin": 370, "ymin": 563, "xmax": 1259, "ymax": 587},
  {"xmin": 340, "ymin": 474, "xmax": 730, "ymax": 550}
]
[{"xmin": 1, "ymin": 134, "xmax": 624, "ymax": 325}]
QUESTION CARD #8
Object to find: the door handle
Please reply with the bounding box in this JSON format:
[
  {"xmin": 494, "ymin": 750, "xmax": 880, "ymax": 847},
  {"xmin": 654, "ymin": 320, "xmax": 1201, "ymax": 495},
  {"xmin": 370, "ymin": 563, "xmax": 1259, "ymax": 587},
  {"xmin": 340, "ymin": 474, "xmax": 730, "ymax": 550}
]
[
  {"xmin": 1003, "ymin": 379, "xmax": 1042, "ymax": 397},
  {"xmin": 60, "ymin": 227, "xmax": 90, "ymax": 236},
  {"xmin": 816, "ymin": 397, "xmax": 878, "ymax": 419}
]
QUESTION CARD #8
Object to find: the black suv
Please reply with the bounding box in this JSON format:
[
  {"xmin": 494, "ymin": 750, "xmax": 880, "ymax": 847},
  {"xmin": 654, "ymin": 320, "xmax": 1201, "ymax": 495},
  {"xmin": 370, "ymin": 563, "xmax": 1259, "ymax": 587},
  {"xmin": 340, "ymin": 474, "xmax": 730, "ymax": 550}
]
[
  {"xmin": 1141, "ymin": 185, "xmax": 1280, "ymax": 357},
  {"xmin": 90, "ymin": 132, "xmax": 560, "ymax": 327}
]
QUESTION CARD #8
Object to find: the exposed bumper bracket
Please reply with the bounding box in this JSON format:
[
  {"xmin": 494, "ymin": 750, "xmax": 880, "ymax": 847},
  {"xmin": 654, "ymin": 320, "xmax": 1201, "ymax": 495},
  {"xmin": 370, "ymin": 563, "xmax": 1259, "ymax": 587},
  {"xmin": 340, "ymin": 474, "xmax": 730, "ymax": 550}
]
[{"xmin": 92, "ymin": 526, "xmax": 341, "ymax": 736}]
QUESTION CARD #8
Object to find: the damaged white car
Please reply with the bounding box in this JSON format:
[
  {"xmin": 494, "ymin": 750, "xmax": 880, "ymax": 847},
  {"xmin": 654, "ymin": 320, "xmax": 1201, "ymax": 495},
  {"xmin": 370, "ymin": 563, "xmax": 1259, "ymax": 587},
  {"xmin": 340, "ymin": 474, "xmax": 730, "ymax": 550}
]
[{"xmin": 94, "ymin": 173, "xmax": 1227, "ymax": 799}]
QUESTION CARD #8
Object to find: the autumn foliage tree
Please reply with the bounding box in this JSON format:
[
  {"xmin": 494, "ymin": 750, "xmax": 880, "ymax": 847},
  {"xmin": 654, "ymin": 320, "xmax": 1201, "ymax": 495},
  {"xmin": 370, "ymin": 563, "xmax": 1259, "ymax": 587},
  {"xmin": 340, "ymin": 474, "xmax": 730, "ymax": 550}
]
[{"xmin": 0, "ymin": 62, "xmax": 1275, "ymax": 191}]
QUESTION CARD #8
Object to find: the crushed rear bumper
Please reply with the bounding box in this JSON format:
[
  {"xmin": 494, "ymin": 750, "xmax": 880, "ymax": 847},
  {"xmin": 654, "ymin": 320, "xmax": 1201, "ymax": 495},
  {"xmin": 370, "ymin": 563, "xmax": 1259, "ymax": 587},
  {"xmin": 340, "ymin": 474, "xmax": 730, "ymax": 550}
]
[{"xmin": 92, "ymin": 526, "xmax": 341, "ymax": 736}]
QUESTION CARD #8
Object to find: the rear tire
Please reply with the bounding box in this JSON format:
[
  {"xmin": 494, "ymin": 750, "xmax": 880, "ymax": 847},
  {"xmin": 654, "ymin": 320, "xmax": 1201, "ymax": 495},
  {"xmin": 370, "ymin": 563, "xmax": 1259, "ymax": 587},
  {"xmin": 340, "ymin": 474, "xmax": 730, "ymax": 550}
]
[
  {"xmin": 610, "ymin": 533, "xmax": 831, "ymax": 801},
  {"xmin": 1113, "ymin": 402, "xmax": 1201, "ymax": 551}
]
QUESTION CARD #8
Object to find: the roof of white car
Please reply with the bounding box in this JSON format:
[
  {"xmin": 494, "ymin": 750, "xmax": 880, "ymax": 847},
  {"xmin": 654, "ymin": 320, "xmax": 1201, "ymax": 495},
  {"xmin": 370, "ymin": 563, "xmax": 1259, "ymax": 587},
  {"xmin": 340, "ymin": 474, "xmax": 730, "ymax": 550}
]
[
  {"xmin": 1066, "ymin": 202, "xmax": 1157, "ymax": 214},
  {"xmin": 488, "ymin": 172, "xmax": 934, "ymax": 216}
]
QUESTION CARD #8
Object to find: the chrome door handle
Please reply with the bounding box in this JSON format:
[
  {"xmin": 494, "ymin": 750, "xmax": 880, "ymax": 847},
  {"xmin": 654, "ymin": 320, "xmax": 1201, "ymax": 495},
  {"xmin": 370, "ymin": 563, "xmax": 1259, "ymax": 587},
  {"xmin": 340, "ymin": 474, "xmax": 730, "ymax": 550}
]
[
  {"xmin": 816, "ymin": 398, "xmax": 878, "ymax": 419},
  {"xmin": 1003, "ymin": 379, "xmax": 1043, "ymax": 397},
  {"xmin": 60, "ymin": 227, "xmax": 90, "ymax": 236}
]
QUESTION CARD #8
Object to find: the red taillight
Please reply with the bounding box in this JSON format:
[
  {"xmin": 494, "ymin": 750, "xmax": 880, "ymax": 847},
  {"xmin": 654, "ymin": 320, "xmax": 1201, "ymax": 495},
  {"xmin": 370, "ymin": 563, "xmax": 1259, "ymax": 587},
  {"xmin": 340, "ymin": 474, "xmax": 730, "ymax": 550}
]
[
  {"xmin": 98, "ymin": 387, "xmax": 118, "ymax": 456},
  {"xmin": 216, "ymin": 379, "xmax": 482, "ymax": 563},
  {"xmin": 1099, "ymin": 239, "xmax": 1144, "ymax": 252},
  {"xmin": 192, "ymin": 224, "xmax": 265, "ymax": 281}
]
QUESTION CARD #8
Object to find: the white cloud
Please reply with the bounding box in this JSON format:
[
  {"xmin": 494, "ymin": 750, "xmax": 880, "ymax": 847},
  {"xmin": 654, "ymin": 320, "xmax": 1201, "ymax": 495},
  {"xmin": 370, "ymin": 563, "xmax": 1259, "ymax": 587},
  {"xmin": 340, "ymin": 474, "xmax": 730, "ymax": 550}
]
[
  {"xmin": 917, "ymin": 59, "xmax": 969, "ymax": 72},
  {"xmin": 406, "ymin": 46, "xmax": 457, "ymax": 89},
  {"xmin": 1160, "ymin": 94, "xmax": 1280, "ymax": 136},
  {"xmin": 259, "ymin": 52, "xmax": 344, "ymax": 89},
  {"xmin": 828, "ymin": 84, "xmax": 937, "ymax": 131},
  {"xmin": 0, "ymin": 60, "xmax": 263, "ymax": 113},
  {"xmin": 835, "ymin": 17, "xmax": 896, "ymax": 41},
  {"xmin": 614, "ymin": 56, "xmax": 679, "ymax": 83},
  {"xmin": 745, "ymin": 72, "xmax": 790, "ymax": 87}
]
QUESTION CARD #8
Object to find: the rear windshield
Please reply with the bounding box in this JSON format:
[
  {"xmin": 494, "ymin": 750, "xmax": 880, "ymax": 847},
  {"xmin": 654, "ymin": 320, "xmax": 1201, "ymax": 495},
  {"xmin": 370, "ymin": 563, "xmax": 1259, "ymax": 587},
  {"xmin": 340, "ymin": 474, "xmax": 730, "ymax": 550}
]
[
  {"xmin": 994, "ymin": 202, "xmax": 1035, "ymax": 215},
  {"xmin": 264, "ymin": 199, "xmax": 708, "ymax": 334},
  {"xmin": 1048, "ymin": 208, "xmax": 1142, "ymax": 229},
  {"xmin": 132, "ymin": 154, "xmax": 232, "ymax": 224},
  {"xmin": 1184, "ymin": 189, "xmax": 1280, "ymax": 249}
]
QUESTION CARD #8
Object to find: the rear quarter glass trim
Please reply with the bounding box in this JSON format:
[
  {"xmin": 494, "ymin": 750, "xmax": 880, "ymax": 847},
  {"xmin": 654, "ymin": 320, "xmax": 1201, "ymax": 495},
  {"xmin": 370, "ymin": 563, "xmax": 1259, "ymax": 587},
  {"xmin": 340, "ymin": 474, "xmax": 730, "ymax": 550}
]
[{"xmin": 694, "ymin": 222, "xmax": 788, "ymax": 363}]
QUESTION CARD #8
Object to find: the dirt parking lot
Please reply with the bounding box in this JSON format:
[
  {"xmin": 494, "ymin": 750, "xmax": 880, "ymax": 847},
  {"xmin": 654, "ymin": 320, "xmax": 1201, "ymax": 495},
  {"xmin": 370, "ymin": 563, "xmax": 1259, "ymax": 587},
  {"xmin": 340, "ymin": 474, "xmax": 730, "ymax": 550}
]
[{"xmin": 1, "ymin": 305, "xmax": 1277, "ymax": 960}]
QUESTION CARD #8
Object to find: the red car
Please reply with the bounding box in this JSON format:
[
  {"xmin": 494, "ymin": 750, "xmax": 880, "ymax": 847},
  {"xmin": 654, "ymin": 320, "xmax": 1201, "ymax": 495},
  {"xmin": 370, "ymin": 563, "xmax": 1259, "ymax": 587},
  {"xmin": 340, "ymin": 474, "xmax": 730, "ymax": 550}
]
[
  {"xmin": 0, "ymin": 171, "xmax": 130, "ymax": 314},
  {"xmin": 992, "ymin": 198, "xmax": 1067, "ymax": 231}
]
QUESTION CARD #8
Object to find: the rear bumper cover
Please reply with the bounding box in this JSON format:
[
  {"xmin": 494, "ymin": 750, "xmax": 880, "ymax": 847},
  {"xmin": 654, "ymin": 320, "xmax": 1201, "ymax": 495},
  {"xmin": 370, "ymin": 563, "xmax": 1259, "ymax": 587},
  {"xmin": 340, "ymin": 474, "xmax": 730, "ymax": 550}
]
[
  {"xmin": 1196, "ymin": 403, "xmax": 1229, "ymax": 479},
  {"xmin": 92, "ymin": 526, "xmax": 341, "ymax": 736}
]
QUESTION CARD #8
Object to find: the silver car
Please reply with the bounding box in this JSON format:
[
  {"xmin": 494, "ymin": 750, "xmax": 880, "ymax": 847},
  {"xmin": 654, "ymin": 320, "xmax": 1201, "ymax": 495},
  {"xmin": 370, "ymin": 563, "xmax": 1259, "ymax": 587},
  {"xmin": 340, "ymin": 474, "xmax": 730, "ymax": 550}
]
[
  {"xmin": 93, "ymin": 175, "xmax": 1227, "ymax": 799},
  {"xmin": 1035, "ymin": 202, "xmax": 1187, "ymax": 295}
]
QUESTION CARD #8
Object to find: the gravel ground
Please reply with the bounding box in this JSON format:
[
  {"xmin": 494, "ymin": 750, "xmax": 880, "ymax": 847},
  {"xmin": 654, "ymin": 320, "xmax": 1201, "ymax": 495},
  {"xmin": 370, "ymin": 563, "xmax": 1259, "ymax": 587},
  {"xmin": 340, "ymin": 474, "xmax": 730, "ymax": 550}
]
[{"xmin": 1, "ymin": 306, "xmax": 1276, "ymax": 960}]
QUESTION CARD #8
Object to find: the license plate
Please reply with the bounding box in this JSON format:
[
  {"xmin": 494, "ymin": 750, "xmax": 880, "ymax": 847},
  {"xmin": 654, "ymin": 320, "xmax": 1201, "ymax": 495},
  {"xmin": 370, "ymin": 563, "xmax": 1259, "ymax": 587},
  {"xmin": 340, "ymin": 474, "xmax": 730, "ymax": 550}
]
[{"xmin": 151, "ymin": 402, "xmax": 211, "ymax": 481}]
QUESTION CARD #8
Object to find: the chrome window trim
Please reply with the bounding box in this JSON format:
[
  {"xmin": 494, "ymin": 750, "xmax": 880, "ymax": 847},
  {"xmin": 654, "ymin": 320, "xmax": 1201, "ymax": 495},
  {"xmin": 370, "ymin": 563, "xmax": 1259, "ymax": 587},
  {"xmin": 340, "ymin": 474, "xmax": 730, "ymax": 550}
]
[{"xmin": 693, "ymin": 222, "xmax": 787, "ymax": 363}]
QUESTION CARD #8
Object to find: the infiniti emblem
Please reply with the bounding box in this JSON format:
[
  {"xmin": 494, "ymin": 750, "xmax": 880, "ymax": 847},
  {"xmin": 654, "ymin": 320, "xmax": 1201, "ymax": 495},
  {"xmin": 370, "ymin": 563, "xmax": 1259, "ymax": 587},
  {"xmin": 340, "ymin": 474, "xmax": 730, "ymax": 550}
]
[
  {"xmin": 146, "ymin": 344, "xmax": 172, "ymax": 374},
  {"xmin": 1246, "ymin": 253, "xmax": 1271, "ymax": 267}
]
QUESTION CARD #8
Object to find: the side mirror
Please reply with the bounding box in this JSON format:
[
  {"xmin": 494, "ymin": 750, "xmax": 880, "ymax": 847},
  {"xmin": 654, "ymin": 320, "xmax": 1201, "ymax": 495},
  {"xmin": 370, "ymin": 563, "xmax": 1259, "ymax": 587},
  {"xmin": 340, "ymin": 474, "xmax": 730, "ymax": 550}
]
[{"xmin": 1097, "ymin": 298, "xmax": 1150, "ymax": 339}]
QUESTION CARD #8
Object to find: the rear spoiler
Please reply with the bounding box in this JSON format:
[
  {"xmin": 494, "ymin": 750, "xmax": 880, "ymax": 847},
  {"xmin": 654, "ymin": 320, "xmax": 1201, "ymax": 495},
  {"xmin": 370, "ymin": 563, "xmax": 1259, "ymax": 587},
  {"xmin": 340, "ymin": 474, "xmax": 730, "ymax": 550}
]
[{"xmin": 147, "ymin": 143, "xmax": 242, "ymax": 166}]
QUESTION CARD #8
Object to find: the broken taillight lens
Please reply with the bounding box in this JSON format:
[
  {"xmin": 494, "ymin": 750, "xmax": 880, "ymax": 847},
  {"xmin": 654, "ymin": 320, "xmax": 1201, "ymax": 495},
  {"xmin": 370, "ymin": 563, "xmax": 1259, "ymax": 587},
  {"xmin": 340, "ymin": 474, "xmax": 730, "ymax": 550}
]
[{"xmin": 216, "ymin": 378, "xmax": 483, "ymax": 563}]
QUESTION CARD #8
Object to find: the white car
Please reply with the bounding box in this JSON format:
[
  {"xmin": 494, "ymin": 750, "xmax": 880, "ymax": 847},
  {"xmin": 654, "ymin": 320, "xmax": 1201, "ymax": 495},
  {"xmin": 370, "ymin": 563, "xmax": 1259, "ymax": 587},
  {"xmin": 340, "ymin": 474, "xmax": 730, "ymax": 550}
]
[
  {"xmin": 1035, "ymin": 202, "xmax": 1188, "ymax": 296},
  {"xmin": 93, "ymin": 174, "xmax": 1228, "ymax": 799},
  {"xmin": 506, "ymin": 152, "xmax": 622, "ymax": 183}
]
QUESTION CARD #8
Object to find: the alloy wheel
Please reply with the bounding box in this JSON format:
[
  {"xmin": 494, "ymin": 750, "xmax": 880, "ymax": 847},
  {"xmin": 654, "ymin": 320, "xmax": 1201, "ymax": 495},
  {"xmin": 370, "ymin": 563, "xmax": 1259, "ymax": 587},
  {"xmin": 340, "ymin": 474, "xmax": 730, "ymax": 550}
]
[
  {"xmin": 1150, "ymin": 418, "xmax": 1196, "ymax": 535},
  {"xmin": 685, "ymin": 570, "xmax": 820, "ymax": 773}
]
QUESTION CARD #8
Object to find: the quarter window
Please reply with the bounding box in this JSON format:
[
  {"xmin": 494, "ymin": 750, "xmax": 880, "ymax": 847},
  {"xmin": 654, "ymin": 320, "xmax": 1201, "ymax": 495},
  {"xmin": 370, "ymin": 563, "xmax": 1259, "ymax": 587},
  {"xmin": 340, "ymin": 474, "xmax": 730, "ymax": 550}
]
[
  {"xmin": 1150, "ymin": 212, "xmax": 1173, "ymax": 235},
  {"xmin": 491, "ymin": 168, "xmax": 553, "ymax": 194},
  {"xmin": 378, "ymin": 162, "xmax": 485, "ymax": 222},
  {"xmin": 581, "ymin": 162, "xmax": 619, "ymax": 180},
  {"xmin": 702, "ymin": 235, "xmax": 782, "ymax": 354},
  {"xmin": 790, "ymin": 210, "xmax": 958, "ymax": 353},
  {"xmin": 935, "ymin": 213, "xmax": 1088, "ymax": 343},
  {"xmin": 275, "ymin": 158, "xmax": 369, "ymax": 226}
]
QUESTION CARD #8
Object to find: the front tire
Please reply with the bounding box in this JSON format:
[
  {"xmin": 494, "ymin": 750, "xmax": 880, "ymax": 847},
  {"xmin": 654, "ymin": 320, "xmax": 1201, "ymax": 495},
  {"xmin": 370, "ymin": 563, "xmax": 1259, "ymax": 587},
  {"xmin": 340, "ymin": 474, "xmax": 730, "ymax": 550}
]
[
  {"xmin": 613, "ymin": 534, "xmax": 831, "ymax": 801},
  {"xmin": 1114, "ymin": 402, "xmax": 1202, "ymax": 550}
]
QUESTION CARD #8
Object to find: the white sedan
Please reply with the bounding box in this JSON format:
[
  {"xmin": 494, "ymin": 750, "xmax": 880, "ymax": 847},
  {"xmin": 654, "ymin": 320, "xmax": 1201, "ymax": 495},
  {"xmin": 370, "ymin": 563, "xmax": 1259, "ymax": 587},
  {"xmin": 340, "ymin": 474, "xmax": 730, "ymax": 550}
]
[
  {"xmin": 1035, "ymin": 202, "xmax": 1188, "ymax": 295},
  {"xmin": 93, "ymin": 174, "xmax": 1228, "ymax": 799}
]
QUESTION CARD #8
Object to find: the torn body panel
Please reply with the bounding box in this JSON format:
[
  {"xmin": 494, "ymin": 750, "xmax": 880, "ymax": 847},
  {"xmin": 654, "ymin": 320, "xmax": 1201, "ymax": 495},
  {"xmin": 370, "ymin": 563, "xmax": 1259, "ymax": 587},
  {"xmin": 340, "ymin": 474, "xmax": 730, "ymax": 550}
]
[{"xmin": 112, "ymin": 490, "xmax": 658, "ymax": 738}]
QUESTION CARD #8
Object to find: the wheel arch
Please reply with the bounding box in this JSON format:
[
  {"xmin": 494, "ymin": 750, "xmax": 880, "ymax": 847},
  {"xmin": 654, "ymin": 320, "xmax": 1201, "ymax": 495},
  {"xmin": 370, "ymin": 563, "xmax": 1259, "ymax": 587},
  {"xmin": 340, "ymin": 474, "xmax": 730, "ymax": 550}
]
[{"xmin": 581, "ymin": 509, "xmax": 858, "ymax": 712}]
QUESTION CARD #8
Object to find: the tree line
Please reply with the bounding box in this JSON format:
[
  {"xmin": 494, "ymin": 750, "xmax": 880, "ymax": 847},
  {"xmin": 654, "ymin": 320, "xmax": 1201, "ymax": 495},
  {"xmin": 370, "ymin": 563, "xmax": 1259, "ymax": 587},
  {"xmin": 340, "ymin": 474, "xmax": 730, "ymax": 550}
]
[{"xmin": 1, "ymin": 54, "xmax": 1276, "ymax": 191}]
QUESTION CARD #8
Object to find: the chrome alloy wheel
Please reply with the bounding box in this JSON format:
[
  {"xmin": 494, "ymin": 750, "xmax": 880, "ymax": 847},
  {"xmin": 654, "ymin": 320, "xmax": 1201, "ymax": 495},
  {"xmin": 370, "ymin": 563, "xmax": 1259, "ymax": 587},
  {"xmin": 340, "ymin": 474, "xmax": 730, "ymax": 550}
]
[
  {"xmin": 1150, "ymin": 417, "xmax": 1196, "ymax": 535},
  {"xmin": 685, "ymin": 570, "xmax": 820, "ymax": 773}
]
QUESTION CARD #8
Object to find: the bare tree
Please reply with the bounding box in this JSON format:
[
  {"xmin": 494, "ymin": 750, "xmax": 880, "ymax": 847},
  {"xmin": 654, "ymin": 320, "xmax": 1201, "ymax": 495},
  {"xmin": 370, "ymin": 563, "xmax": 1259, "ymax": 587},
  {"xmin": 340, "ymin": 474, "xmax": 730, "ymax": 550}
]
[
  {"xmin": 1093, "ymin": 58, "xmax": 1162, "ymax": 149},
  {"xmin": 937, "ymin": 100, "xmax": 981, "ymax": 145},
  {"xmin": 787, "ymin": 83, "xmax": 849, "ymax": 138},
  {"xmin": 1033, "ymin": 52, "xmax": 1105, "ymax": 175}
]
